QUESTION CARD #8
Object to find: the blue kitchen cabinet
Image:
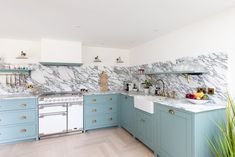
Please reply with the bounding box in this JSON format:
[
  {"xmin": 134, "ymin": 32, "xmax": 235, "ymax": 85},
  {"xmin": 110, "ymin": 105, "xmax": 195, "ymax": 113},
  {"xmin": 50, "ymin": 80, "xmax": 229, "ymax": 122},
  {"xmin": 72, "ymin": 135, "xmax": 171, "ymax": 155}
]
[
  {"xmin": 135, "ymin": 109, "xmax": 154, "ymax": 150},
  {"xmin": 120, "ymin": 95, "xmax": 135, "ymax": 135},
  {"xmin": 0, "ymin": 98, "xmax": 38, "ymax": 144},
  {"xmin": 154, "ymin": 103, "xmax": 226, "ymax": 157},
  {"xmin": 84, "ymin": 94, "xmax": 120, "ymax": 131}
]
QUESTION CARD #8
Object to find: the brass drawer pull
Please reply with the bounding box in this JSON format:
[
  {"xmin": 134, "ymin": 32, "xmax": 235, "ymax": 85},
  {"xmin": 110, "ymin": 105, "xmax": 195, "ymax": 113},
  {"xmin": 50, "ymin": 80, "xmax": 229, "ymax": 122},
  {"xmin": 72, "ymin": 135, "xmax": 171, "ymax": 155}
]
[
  {"xmin": 92, "ymin": 99, "xmax": 96, "ymax": 102},
  {"xmin": 109, "ymin": 107, "xmax": 112, "ymax": 110},
  {"xmin": 109, "ymin": 98, "xmax": 112, "ymax": 101},
  {"xmin": 21, "ymin": 116, "xmax": 27, "ymax": 120},
  {"xmin": 21, "ymin": 103, "xmax": 27, "ymax": 107},
  {"xmin": 168, "ymin": 109, "xmax": 175, "ymax": 115},
  {"xmin": 92, "ymin": 120, "xmax": 97, "ymax": 123},
  {"xmin": 20, "ymin": 129, "xmax": 27, "ymax": 133},
  {"xmin": 91, "ymin": 109, "xmax": 97, "ymax": 112}
]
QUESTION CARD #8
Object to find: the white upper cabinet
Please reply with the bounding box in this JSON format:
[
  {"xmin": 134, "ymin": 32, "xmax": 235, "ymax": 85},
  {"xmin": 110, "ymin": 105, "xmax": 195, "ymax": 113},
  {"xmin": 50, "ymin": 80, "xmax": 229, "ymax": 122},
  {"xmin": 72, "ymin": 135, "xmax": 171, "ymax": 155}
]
[{"xmin": 40, "ymin": 39, "xmax": 82, "ymax": 65}]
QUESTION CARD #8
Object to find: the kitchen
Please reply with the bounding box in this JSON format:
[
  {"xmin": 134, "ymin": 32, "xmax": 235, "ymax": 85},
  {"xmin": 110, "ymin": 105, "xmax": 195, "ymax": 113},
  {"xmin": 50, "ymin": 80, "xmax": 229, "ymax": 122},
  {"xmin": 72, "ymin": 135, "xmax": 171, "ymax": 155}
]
[{"xmin": 0, "ymin": 1, "xmax": 235, "ymax": 157}]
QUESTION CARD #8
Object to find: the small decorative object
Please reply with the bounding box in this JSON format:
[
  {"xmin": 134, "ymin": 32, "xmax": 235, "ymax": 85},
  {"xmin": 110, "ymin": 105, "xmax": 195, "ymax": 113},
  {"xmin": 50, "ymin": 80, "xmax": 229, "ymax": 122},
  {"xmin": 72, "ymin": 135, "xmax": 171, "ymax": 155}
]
[
  {"xmin": 116, "ymin": 57, "xmax": 124, "ymax": 63},
  {"xmin": 142, "ymin": 80, "xmax": 152, "ymax": 94},
  {"xmin": 16, "ymin": 51, "xmax": 28, "ymax": 59},
  {"xmin": 94, "ymin": 56, "xmax": 102, "ymax": 62},
  {"xmin": 100, "ymin": 71, "xmax": 109, "ymax": 91},
  {"xmin": 138, "ymin": 68, "xmax": 145, "ymax": 75}
]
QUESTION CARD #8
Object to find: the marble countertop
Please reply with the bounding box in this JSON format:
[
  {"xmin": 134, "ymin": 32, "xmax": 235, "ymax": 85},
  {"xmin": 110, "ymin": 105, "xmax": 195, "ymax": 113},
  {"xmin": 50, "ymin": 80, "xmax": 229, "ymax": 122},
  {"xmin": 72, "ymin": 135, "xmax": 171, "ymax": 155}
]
[
  {"xmin": 0, "ymin": 94, "xmax": 38, "ymax": 100},
  {"xmin": 85, "ymin": 91, "xmax": 226, "ymax": 113},
  {"xmin": 0, "ymin": 91, "xmax": 226, "ymax": 113}
]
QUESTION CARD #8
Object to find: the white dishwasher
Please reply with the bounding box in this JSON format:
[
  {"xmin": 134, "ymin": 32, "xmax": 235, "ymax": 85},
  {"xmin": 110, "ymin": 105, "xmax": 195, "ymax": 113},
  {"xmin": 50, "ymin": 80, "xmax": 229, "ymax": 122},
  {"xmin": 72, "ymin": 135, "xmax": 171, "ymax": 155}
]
[{"xmin": 38, "ymin": 92, "xmax": 83, "ymax": 138}]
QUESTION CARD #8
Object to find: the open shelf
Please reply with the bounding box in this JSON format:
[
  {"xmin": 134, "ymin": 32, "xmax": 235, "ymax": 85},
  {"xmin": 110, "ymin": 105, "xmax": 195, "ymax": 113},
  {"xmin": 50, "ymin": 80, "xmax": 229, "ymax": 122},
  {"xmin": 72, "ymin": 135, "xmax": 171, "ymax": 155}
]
[
  {"xmin": 0, "ymin": 69, "xmax": 32, "ymax": 75},
  {"xmin": 143, "ymin": 71, "xmax": 208, "ymax": 75}
]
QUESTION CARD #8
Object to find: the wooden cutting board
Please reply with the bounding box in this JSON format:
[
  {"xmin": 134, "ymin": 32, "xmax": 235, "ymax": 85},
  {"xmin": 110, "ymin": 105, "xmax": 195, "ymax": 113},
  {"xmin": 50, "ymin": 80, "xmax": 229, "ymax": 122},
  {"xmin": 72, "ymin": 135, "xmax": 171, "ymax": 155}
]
[{"xmin": 99, "ymin": 71, "xmax": 109, "ymax": 92}]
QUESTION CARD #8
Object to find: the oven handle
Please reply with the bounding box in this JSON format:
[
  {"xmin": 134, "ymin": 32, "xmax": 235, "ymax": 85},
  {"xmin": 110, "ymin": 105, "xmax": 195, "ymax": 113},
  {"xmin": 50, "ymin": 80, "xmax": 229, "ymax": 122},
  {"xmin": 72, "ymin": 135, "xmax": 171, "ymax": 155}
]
[
  {"xmin": 39, "ymin": 112, "xmax": 67, "ymax": 118},
  {"xmin": 68, "ymin": 102, "xmax": 83, "ymax": 107},
  {"xmin": 39, "ymin": 104, "xmax": 67, "ymax": 109}
]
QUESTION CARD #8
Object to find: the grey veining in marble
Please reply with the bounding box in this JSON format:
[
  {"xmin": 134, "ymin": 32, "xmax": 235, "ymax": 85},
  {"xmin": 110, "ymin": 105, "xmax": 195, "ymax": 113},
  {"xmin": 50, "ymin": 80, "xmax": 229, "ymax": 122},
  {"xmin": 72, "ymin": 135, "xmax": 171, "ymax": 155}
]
[{"xmin": 0, "ymin": 53, "xmax": 228, "ymax": 105}]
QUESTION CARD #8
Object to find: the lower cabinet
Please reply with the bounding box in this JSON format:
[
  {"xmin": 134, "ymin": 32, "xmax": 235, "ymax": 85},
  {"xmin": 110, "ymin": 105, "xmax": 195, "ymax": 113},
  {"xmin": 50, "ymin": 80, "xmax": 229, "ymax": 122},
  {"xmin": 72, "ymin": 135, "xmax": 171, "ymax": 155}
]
[
  {"xmin": 120, "ymin": 95, "xmax": 135, "ymax": 135},
  {"xmin": 0, "ymin": 98, "xmax": 38, "ymax": 144},
  {"xmin": 155, "ymin": 104, "xmax": 192, "ymax": 157},
  {"xmin": 84, "ymin": 94, "xmax": 119, "ymax": 131},
  {"xmin": 154, "ymin": 103, "xmax": 226, "ymax": 157},
  {"xmin": 135, "ymin": 109, "xmax": 154, "ymax": 150}
]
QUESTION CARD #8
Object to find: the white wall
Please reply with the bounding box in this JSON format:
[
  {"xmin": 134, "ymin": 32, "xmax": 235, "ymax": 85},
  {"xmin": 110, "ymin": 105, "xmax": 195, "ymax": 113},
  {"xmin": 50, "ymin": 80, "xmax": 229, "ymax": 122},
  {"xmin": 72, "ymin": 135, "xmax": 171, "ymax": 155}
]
[
  {"xmin": 130, "ymin": 8, "xmax": 235, "ymax": 97},
  {"xmin": 0, "ymin": 39, "xmax": 130, "ymax": 66},
  {"xmin": 82, "ymin": 46, "xmax": 130, "ymax": 66},
  {"xmin": 0, "ymin": 39, "xmax": 41, "ymax": 64}
]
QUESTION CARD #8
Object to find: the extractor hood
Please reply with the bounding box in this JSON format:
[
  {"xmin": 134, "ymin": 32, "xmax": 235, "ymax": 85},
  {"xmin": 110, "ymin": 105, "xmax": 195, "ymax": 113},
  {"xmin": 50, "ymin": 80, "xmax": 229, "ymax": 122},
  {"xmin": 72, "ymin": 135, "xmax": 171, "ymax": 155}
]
[{"xmin": 40, "ymin": 39, "xmax": 83, "ymax": 66}]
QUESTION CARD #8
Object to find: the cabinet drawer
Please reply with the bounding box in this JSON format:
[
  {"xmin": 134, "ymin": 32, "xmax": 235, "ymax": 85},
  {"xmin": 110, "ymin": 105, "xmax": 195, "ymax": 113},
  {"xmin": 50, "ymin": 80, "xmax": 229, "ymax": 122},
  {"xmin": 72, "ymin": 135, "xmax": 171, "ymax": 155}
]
[
  {"xmin": 85, "ymin": 104, "xmax": 117, "ymax": 115},
  {"xmin": 85, "ymin": 113, "xmax": 118, "ymax": 129},
  {"xmin": 0, "ymin": 98, "xmax": 37, "ymax": 111},
  {"xmin": 0, "ymin": 124, "xmax": 36, "ymax": 141},
  {"xmin": 0, "ymin": 110, "xmax": 36, "ymax": 126},
  {"xmin": 84, "ymin": 94, "xmax": 118, "ymax": 105},
  {"xmin": 84, "ymin": 95, "xmax": 106, "ymax": 105}
]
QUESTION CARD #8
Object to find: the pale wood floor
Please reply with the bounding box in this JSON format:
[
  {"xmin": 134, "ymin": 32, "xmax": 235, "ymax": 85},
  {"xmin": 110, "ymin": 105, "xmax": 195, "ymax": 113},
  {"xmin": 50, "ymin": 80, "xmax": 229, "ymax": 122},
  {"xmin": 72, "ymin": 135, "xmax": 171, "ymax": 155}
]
[{"xmin": 0, "ymin": 128, "xmax": 155, "ymax": 157}]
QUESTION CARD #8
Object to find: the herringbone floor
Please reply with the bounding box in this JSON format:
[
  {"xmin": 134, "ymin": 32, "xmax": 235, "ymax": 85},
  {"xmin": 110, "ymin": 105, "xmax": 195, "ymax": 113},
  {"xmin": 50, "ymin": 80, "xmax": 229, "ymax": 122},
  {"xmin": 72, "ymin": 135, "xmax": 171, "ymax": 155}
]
[{"xmin": 0, "ymin": 128, "xmax": 154, "ymax": 157}]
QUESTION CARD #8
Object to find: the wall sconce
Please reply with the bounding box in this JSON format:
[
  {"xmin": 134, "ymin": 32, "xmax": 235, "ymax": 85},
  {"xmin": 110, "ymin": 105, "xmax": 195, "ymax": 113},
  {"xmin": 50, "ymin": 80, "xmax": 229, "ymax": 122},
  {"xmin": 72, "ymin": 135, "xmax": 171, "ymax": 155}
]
[
  {"xmin": 16, "ymin": 51, "xmax": 28, "ymax": 59},
  {"xmin": 94, "ymin": 56, "xmax": 102, "ymax": 62},
  {"xmin": 116, "ymin": 57, "xmax": 124, "ymax": 63}
]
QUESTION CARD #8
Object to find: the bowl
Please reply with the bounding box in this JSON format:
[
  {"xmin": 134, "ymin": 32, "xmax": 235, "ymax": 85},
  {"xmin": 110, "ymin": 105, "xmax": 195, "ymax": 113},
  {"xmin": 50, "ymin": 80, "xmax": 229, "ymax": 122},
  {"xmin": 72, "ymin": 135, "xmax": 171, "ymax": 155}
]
[{"xmin": 186, "ymin": 98, "xmax": 211, "ymax": 105}]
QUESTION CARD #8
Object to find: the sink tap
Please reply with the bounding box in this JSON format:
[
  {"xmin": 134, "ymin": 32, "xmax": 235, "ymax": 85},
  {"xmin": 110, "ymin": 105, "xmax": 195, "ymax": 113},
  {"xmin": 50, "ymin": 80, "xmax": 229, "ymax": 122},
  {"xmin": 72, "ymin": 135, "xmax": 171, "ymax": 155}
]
[{"xmin": 155, "ymin": 79, "xmax": 165, "ymax": 96}]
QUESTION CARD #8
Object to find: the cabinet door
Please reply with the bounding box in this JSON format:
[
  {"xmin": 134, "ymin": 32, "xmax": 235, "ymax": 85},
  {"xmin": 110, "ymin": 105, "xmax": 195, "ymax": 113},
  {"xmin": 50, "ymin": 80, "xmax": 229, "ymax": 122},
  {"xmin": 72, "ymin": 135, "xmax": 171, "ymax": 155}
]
[
  {"xmin": 135, "ymin": 109, "xmax": 154, "ymax": 150},
  {"xmin": 156, "ymin": 104, "xmax": 192, "ymax": 157},
  {"xmin": 120, "ymin": 95, "xmax": 134, "ymax": 134},
  {"xmin": 144, "ymin": 113, "xmax": 154, "ymax": 150}
]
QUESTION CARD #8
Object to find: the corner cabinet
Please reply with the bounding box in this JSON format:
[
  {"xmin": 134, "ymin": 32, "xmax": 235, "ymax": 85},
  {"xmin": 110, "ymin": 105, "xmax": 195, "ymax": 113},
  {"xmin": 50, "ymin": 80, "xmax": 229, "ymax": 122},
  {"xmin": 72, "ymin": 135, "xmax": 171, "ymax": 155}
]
[
  {"xmin": 120, "ymin": 95, "xmax": 135, "ymax": 135},
  {"xmin": 154, "ymin": 103, "xmax": 226, "ymax": 157},
  {"xmin": 0, "ymin": 98, "xmax": 38, "ymax": 144},
  {"xmin": 83, "ymin": 94, "xmax": 119, "ymax": 131}
]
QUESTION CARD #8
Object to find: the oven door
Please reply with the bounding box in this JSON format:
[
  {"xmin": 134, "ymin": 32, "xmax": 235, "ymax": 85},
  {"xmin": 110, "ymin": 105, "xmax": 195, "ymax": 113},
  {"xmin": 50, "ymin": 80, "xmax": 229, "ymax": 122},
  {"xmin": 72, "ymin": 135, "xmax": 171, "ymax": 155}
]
[
  {"xmin": 39, "ymin": 111, "xmax": 67, "ymax": 136},
  {"xmin": 68, "ymin": 101, "xmax": 83, "ymax": 132}
]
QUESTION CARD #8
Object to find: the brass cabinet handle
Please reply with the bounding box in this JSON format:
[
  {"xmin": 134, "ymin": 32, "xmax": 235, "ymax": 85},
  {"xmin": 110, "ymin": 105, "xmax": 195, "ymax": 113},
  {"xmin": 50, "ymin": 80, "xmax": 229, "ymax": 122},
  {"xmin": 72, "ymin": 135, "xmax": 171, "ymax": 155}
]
[
  {"xmin": 168, "ymin": 109, "xmax": 175, "ymax": 115},
  {"xmin": 109, "ymin": 107, "xmax": 112, "ymax": 111},
  {"xmin": 21, "ymin": 103, "xmax": 27, "ymax": 107},
  {"xmin": 91, "ymin": 109, "xmax": 97, "ymax": 112},
  {"xmin": 21, "ymin": 116, "xmax": 27, "ymax": 120},
  {"xmin": 92, "ymin": 120, "xmax": 97, "ymax": 123},
  {"xmin": 109, "ymin": 98, "xmax": 112, "ymax": 101},
  {"xmin": 20, "ymin": 129, "xmax": 27, "ymax": 133},
  {"xmin": 92, "ymin": 99, "xmax": 96, "ymax": 102},
  {"xmin": 109, "ymin": 118, "xmax": 113, "ymax": 121}
]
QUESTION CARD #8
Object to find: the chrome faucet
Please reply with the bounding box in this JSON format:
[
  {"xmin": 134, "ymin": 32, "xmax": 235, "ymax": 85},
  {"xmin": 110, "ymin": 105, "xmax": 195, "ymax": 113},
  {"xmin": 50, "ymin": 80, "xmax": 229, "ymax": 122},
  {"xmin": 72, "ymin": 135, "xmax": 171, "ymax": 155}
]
[{"xmin": 155, "ymin": 79, "xmax": 165, "ymax": 96}]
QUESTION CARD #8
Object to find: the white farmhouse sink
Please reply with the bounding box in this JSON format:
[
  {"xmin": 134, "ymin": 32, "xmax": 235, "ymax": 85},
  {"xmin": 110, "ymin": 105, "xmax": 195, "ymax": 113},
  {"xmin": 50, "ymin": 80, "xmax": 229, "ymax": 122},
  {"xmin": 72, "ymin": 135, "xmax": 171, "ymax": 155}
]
[{"xmin": 134, "ymin": 96, "xmax": 156, "ymax": 114}]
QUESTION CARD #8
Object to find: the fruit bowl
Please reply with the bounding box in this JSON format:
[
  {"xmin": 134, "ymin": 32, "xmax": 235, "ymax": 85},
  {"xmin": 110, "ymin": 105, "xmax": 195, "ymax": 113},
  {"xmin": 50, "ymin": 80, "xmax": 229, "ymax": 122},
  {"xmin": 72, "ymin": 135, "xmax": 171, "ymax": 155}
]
[{"xmin": 186, "ymin": 98, "xmax": 211, "ymax": 105}]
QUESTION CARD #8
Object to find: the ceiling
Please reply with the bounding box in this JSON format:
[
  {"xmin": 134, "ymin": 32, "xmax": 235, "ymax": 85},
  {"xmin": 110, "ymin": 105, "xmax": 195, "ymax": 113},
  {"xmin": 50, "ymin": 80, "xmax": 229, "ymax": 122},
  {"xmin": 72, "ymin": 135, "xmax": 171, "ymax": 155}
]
[{"xmin": 0, "ymin": 0, "xmax": 235, "ymax": 49}]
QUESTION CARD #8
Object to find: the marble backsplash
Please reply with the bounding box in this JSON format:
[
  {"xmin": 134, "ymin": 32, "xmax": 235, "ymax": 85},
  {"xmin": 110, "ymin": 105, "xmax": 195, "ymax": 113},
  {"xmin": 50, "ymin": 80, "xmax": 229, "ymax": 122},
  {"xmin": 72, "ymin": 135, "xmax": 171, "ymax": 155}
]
[{"xmin": 0, "ymin": 53, "xmax": 228, "ymax": 104}]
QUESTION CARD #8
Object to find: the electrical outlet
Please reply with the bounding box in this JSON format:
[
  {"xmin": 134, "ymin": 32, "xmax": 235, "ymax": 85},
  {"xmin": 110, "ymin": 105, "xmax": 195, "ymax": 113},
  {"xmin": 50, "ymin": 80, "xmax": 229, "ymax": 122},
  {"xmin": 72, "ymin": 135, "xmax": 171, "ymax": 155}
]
[
  {"xmin": 197, "ymin": 88, "xmax": 207, "ymax": 94},
  {"xmin": 208, "ymin": 88, "xmax": 215, "ymax": 95}
]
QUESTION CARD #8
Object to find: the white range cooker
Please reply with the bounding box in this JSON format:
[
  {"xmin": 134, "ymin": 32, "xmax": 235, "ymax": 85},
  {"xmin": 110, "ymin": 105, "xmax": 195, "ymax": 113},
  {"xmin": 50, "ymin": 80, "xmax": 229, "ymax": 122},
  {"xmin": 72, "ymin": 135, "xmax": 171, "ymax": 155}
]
[{"xmin": 38, "ymin": 92, "xmax": 83, "ymax": 138}]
